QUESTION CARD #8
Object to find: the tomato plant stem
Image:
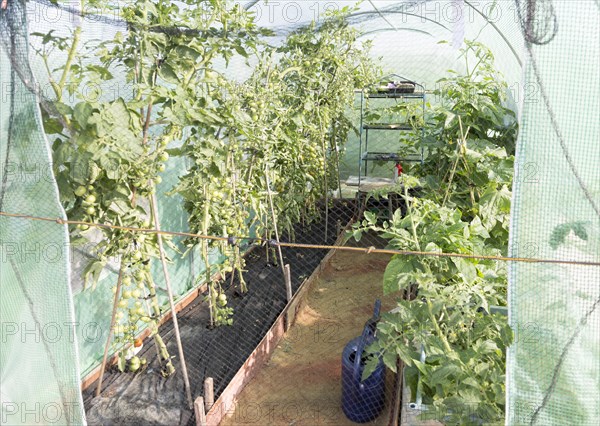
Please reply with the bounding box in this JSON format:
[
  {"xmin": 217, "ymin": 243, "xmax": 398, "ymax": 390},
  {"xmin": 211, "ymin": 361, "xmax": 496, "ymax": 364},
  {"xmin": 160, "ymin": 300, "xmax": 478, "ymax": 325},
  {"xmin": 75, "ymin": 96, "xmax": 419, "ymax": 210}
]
[
  {"xmin": 56, "ymin": 0, "xmax": 83, "ymax": 104},
  {"xmin": 442, "ymin": 118, "xmax": 470, "ymax": 207}
]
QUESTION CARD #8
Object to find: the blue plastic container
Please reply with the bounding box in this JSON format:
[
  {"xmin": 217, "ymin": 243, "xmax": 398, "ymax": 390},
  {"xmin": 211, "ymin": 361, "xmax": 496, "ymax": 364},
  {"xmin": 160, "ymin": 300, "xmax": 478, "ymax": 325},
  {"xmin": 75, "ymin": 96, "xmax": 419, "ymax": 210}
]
[{"xmin": 341, "ymin": 301, "xmax": 386, "ymax": 423}]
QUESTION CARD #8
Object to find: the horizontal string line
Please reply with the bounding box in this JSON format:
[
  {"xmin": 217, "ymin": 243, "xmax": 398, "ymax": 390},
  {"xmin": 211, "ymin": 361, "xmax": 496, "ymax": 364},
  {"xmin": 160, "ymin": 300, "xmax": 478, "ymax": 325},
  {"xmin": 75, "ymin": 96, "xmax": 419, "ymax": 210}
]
[{"xmin": 1, "ymin": 210, "xmax": 599, "ymax": 267}]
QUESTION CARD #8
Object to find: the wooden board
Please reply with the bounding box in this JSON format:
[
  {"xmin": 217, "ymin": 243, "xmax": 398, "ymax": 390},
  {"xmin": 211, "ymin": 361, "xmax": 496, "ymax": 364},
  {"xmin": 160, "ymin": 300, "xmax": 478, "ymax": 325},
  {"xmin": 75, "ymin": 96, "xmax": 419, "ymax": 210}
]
[
  {"xmin": 203, "ymin": 224, "xmax": 352, "ymax": 426},
  {"xmin": 346, "ymin": 176, "xmax": 395, "ymax": 187},
  {"xmin": 204, "ymin": 308, "xmax": 287, "ymax": 426}
]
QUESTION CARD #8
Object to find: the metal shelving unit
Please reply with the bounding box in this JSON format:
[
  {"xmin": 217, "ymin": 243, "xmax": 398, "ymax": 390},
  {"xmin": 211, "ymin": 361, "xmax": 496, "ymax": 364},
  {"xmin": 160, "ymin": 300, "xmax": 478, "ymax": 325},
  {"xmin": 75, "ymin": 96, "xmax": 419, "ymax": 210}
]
[{"xmin": 358, "ymin": 74, "xmax": 426, "ymax": 188}]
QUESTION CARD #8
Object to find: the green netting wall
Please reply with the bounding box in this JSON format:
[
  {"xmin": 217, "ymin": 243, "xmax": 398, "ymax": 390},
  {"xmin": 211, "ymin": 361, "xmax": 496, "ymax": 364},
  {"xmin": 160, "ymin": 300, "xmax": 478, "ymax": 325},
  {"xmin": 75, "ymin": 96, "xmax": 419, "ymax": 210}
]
[
  {"xmin": 507, "ymin": 1, "xmax": 600, "ymax": 424},
  {"xmin": 0, "ymin": 1, "xmax": 85, "ymax": 424}
]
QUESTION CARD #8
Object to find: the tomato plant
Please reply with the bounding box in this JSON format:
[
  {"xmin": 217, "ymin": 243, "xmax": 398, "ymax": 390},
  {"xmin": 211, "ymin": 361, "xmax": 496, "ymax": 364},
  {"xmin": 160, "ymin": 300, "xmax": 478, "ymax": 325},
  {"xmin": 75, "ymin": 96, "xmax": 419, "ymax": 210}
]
[
  {"xmin": 173, "ymin": 5, "xmax": 379, "ymax": 325},
  {"xmin": 34, "ymin": 0, "xmax": 267, "ymax": 371},
  {"xmin": 351, "ymin": 40, "xmax": 518, "ymax": 424},
  {"xmin": 418, "ymin": 41, "xmax": 517, "ymax": 227},
  {"xmin": 36, "ymin": 0, "xmax": 379, "ymax": 366}
]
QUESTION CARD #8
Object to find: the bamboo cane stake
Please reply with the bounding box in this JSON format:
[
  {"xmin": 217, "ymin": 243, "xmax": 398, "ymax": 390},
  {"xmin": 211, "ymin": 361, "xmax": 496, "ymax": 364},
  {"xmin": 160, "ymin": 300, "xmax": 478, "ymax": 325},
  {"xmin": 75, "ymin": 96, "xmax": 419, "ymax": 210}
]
[
  {"xmin": 264, "ymin": 166, "xmax": 286, "ymax": 278},
  {"xmin": 96, "ymin": 264, "xmax": 124, "ymax": 397},
  {"xmin": 284, "ymin": 264, "xmax": 292, "ymax": 302},
  {"xmin": 150, "ymin": 189, "xmax": 194, "ymax": 409}
]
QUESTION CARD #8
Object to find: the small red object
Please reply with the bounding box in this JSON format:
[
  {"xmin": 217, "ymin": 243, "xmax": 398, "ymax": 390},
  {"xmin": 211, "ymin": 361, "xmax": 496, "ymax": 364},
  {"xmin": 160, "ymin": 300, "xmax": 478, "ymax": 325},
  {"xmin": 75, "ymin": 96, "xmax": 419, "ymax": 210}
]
[{"xmin": 395, "ymin": 163, "xmax": 403, "ymax": 175}]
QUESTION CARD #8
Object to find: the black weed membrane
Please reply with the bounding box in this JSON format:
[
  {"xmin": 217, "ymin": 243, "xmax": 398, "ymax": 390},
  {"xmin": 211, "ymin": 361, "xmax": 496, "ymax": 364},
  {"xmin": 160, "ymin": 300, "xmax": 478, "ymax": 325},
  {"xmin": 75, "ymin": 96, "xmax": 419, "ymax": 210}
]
[{"xmin": 83, "ymin": 199, "xmax": 361, "ymax": 425}]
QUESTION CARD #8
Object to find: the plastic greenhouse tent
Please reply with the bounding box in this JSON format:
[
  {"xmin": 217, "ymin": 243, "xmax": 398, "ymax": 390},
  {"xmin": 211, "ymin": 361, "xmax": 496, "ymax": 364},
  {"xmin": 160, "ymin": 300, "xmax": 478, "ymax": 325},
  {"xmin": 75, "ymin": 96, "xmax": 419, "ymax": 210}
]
[{"xmin": 0, "ymin": 0, "xmax": 598, "ymax": 425}]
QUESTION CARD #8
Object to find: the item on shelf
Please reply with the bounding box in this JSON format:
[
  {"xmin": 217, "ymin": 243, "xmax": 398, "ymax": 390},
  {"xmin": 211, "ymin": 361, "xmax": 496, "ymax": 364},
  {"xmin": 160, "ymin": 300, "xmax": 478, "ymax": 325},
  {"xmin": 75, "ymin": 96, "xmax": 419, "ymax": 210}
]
[{"xmin": 377, "ymin": 80, "xmax": 416, "ymax": 94}]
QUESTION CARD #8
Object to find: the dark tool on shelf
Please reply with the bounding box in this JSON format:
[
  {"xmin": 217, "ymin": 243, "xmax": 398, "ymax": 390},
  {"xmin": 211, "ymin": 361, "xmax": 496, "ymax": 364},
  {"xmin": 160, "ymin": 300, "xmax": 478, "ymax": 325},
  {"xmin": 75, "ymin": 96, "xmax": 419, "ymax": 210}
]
[{"xmin": 377, "ymin": 80, "xmax": 416, "ymax": 94}]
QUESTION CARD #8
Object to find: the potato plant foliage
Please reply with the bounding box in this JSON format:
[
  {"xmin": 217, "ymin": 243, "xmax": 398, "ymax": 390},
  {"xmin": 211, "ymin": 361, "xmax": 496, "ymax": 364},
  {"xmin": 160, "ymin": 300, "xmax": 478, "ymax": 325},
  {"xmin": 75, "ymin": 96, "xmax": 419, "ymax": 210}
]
[
  {"xmin": 34, "ymin": 1, "xmax": 378, "ymax": 369},
  {"xmin": 352, "ymin": 42, "xmax": 517, "ymax": 424}
]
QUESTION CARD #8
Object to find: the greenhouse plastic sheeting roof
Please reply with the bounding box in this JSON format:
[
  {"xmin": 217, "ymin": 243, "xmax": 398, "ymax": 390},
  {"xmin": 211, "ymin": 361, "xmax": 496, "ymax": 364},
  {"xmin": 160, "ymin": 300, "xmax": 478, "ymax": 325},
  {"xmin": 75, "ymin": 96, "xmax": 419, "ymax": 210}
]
[
  {"xmin": 24, "ymin": 1, "xmax": 525, "ymax": 95},
  {"xmin": 238, "ymin": 0, "xmax": 524, "ymax": 89}
]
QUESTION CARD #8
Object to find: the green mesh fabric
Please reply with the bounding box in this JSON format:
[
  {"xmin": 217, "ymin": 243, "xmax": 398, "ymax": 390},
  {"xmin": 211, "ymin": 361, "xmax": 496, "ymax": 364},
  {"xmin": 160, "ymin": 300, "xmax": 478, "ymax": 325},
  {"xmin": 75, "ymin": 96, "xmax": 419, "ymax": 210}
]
[
  {"xmin": 0, "ymin": 1, "xmax": 86, "ymax": 424},
  {"xmin": 507, "ymin": 1, "xmax": 600, "ymax": 424}
]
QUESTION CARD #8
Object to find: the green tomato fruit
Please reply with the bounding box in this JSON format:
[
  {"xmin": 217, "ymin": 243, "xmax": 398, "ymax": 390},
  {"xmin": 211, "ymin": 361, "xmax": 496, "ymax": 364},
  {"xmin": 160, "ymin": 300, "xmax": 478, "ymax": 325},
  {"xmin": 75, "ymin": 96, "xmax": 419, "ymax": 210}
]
[
  {"xmin": 132, "ymin": 289, "xmax": 142, "ymax": 299},
  {"xmin": 158, "ymin": 164, "xmax": 166, "ymax": 172},
  {"xmin": 122, "ymin": 276, "xmax": 132, "ymax": 286},
  {"xmin": 86, "ymin": 206, "xmax": 96, "ymax": 215},
  {"xmin": 117, "ymin": 299, "xmax": 128, "ymax": 308},
  {"xmin": 122, "ymin": 290, "xmax": 132, "ymax": 299},
  {"xmin": 158, "ymin": 152, "xmax": 169, "ymax": 162},
  {"xmin": 74, "ymin": 186, "xmax": 87, "ymax": 197},
  {"xmin": 87, "ymin": 185, "xmax": 94, "ymax": 192},
  {"xmin": 129, "ymin": 356, "xmax": 141, "ymax": 372},
  {"xmin": 153, "ymin": 176, "xmax": 162, "ymax": 185},
  {"xmin": 85, "ymin": 194, "xmax": 96, "ymax": 204},
  {"xmin": 226, "ymin": 318, "xmax": 233, "ymax": 326}
]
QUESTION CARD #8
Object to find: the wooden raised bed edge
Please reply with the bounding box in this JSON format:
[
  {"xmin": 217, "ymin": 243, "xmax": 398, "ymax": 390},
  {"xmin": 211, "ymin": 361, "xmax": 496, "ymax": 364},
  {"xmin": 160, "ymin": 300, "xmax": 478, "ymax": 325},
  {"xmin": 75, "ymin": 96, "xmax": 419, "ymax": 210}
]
[{"xmin": 200, "ymin": 222, "xmax": 354, "ymax": 426}]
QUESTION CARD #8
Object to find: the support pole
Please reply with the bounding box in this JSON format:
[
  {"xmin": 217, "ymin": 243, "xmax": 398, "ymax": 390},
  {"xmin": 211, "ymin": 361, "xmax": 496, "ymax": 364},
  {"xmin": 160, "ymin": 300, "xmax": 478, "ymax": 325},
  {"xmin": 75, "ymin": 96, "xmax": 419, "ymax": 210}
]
[
  {"xmin": 194, "ymin": 397, "xmax": 207, "ymax": 426},
  {"xmin": 388, "ymin": 357, "xmax": 404, "ymax": 426},
  {"xmin": 96, "ymin": 264, "xmax": 124, "ymax": 397},
  {"xmin": 284, "ymin": 264, "xmax": 292, "ymax": 302},
  {"xmin": 150, "ymin": 191, "xmax": 194, "ymax": 409},
  {"xmin": 264, "ymin": 167, "xmax": 286, "ymax": 278},
  {"xmin": 204, "ymin": 377, "xmax": 214, "ymax": 412}
]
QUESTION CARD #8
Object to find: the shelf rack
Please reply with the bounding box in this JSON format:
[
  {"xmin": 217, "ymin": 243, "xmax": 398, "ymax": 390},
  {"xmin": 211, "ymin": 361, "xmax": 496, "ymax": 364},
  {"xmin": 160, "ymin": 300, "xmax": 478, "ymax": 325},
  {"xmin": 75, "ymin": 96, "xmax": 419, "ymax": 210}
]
[{"xmin": 357, "ymin": 74, "xmax": 426, "ymax": 188}]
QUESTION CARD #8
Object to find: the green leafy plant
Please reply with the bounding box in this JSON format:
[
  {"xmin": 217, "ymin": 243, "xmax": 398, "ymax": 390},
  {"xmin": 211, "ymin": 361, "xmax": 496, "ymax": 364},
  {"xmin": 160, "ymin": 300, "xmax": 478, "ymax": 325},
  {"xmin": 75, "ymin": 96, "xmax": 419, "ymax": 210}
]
[
  {"xmin": 353, "ymin": 190, "xmax": 512, "ymax": 424},
  {"xmin": 34, "ymin": 0, "xmax": 268, "ymax": 371},
  {"xmin": 417, "ymin": 40, "xmax": 517, "ymax": 225},
  {"xmin": 351, "ymin": 40, "xmax": 518, "ymax": 424},
  {"xmin": 172, "ymin": 4, "xmax": 379, "ymax": 324},
  {"xmin": 36, "ymin": 1, "xmax": 380, "ymax": 339}
]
